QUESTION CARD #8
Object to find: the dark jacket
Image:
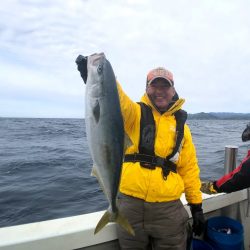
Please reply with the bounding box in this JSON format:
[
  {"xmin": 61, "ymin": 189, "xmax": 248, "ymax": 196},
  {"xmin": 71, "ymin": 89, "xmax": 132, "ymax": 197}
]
[{"xmin": 215, "ymin": 150, "xmax": 250, "ymax": 193}]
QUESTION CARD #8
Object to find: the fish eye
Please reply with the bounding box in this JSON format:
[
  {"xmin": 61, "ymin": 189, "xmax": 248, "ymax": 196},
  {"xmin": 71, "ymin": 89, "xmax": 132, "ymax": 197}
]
[{"xmin": 97, "ymin": 64, "xmax": 103, "ymax": 74}]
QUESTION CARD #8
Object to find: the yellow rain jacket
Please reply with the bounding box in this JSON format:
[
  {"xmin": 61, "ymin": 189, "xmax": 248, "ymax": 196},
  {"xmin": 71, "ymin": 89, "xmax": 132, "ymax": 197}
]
[{"xmin": 117, "ymin": 82, "xmax": 202, "ymax": 204}]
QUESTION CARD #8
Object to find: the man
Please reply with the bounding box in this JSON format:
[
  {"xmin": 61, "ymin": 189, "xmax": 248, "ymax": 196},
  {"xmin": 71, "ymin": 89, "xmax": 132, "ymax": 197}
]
[
  {"xmin": 76, "ymin": 55, "xmax": 204, "ymax": 250},
  {"xmin": 201, "ymin": 123, "xmax": 250, "ymax": 194}
]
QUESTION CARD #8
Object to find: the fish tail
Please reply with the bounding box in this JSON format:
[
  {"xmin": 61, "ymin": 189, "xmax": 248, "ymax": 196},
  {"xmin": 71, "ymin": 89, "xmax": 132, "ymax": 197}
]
[
  {"xmin": 116, "ymin": 210, "xmax": 135, "ymax": 236},
  {"xmin": 94, "ymin": 210, "xmax": 135, "ymax": 236},
  {"xmin": 94, "ymin": 210, "xmax": 110, "ymax": 234}
]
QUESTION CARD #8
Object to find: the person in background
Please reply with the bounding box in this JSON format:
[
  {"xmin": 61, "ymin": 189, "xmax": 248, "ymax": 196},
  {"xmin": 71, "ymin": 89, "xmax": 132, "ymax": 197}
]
[
  {"xmin": 76, "ymin": 54, "xmax": 205, "ymax": 250},
  {"xmin": 201, "ymin": 123, "xmax": 250, "ymax": 194}
]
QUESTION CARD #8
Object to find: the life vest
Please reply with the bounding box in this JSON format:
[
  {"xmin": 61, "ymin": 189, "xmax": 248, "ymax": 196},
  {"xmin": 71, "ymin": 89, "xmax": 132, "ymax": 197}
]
[{"xmin": 124, "ymin": 102, "xmax": 187, "ymax": 180}]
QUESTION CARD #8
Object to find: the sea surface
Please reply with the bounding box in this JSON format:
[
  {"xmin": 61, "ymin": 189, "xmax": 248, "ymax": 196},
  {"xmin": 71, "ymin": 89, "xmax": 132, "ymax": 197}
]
[{"xmin": 0, "ymin": 118, "xmax": 249, "ymax": 228}]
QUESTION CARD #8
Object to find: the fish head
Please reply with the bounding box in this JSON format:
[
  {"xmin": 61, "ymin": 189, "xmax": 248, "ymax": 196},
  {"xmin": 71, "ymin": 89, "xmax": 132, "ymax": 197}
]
[{"xmin": 86, "ymin": 53, "xmax": 106, "ymax": 98}]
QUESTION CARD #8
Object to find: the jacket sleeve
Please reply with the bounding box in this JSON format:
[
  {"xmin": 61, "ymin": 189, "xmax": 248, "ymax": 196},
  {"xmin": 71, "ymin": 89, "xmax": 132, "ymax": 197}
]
[
  {"xmin": 177, "ymin": 125, "xmax": 202, "ymax": 204},
  {"xmin": 215, "ymin": 155, "xmax": 250, "ymax": 193},
  {"xmin": 116, "ymin": 81, "xmax": 140, "ymax": 133}
]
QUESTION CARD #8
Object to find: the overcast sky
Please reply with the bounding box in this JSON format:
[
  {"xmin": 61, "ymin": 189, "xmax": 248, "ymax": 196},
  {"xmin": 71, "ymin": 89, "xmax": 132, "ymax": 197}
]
[{"xmin": 0, "ymin": 0, "xmax": 249, "ymax": 118}]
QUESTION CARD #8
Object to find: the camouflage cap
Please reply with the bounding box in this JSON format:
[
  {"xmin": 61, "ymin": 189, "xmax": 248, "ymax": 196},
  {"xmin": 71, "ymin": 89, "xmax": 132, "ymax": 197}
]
[{"xmin": 146, "ymin": 67, "xmax": 174, "ymax": 86}]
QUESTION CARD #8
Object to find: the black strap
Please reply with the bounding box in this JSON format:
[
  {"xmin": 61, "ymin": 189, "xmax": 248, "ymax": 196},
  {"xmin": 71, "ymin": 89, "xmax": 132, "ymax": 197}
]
[
  {"xmin": 126, "ymin": 102, "xmax": 187, "ymax": 180},
  {"xmin": 124, "ymin": 154, "xmax": 177, "ymax": 173},
  {"xmin": 137, "ymin": 103, "xmax": 155, "ymax": 156},
  {"xmin": 167, "ymin": 109, "xmax": 187, "ymax": 160}
]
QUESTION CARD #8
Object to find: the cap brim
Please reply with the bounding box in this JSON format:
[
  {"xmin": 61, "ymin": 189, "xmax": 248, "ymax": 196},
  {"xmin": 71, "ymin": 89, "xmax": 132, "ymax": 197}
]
[{"xmin": 148, "ymin": 77, "xmax": 173, "ymax": 86}]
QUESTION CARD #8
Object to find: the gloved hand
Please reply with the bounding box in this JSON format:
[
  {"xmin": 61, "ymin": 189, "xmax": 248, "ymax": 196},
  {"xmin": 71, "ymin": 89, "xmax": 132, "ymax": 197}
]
[
  {"xmin": 201, "ymin": 181, "xmax": 218, "ymax": 194},
  {"xmin": 75, "ymin": 55, "xmax": 88, "ymax": 83},
  {"xmin": 190, "ymin": 203, "xmax": 205, "ymax": 236}
]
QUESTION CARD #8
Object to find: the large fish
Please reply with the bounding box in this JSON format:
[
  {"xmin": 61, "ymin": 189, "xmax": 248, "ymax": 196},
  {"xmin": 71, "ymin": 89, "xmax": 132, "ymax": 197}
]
[{"xmin": 82, "ymin": 53, "xmax": 134, "ymax": 235}]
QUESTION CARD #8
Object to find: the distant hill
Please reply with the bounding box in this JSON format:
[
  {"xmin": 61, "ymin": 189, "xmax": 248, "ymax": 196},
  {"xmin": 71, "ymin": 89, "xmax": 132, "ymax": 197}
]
[{"xmin": 188, "ymin": 112, "xmax": 250, "ymax": 120}]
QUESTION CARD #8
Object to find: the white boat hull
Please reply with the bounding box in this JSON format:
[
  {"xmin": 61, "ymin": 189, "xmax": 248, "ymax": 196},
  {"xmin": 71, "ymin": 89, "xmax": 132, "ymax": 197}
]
[{"xmin": 0, "ymin": 190, "xmax": 249, "ymax": 250}]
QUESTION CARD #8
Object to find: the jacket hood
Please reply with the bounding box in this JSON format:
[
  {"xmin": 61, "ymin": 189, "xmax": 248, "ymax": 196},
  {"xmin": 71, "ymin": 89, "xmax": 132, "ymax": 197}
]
[{"xmin": 140, "ymin": 93, "xmax": 185, "ymax": 116}]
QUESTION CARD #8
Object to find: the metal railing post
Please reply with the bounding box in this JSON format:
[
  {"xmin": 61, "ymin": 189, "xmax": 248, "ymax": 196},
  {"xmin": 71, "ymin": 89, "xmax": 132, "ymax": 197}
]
[
  {"xmin": 224, "ymin": 145, "xmax": 238, "ymax": 174},
  {"xmin": 222, "ymin": 146, "xmax": 238, "ymax": 218}
]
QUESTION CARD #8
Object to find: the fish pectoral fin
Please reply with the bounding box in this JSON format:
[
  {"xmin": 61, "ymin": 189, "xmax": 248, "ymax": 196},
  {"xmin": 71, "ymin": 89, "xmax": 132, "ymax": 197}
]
[
  {"xmin": 92, "ymin": 100, "xmax": 100, "ymax": 123},
  {"xmin": 124, "ymin": 133, "xmax": 133, "ymax": 152},
  {"xmin": 116, "ymin": 211, "xmax": 135, "ymax": 236},
  {"xmin": 94, "ymin": 210, "xmax": 135, "ymax": 236},
  {"xmin": 94, "ymin": 210, "xmax": 110, "ymax": 234}
]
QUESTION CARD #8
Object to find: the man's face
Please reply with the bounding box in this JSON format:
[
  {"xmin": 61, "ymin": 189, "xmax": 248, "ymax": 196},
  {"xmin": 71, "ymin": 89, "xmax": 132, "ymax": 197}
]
[{"xmin": 146, "ymin": 78, "xmax": 175, "ymax": 112}]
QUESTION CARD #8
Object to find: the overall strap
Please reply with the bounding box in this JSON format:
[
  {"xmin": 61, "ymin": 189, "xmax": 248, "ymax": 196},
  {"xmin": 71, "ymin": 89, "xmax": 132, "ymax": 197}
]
[
  {"xmin": 137, "ymin": 102, "xmax": 155, "ymax": 168},
  {"xmin": 124, "ymin": 102, "xmax": 187, "ymax": 179},
  {"xmin": 162, "ymin": 109, "xmax": 187, "ymax": 179},
  {"xmin": 167, "ymin": 109, "xmax": 187, "ymax": 160}
]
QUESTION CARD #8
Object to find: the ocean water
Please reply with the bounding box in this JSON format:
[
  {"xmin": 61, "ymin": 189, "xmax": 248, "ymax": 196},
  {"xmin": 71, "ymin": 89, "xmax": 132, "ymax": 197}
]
[{"xmin": 0, "ymin": 118, "xmax": 249, "ymax": 228}]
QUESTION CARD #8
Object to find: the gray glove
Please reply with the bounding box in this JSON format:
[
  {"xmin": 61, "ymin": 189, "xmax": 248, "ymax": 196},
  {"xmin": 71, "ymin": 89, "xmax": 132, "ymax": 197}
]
[{"xmin": 190, "ymin": 203, "xmax": 205, "ymax": 236}]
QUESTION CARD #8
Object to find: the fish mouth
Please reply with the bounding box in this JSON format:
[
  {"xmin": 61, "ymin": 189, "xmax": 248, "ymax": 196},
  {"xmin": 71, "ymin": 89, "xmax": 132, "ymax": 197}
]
[{"xmin": 91, "ymin": 53, "xmax": 106, "ymax": 65}]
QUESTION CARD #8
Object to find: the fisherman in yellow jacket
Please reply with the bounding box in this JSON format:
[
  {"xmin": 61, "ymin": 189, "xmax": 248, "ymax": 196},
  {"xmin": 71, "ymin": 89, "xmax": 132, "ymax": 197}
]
[{"xmin": 76, "ymin": 56, "xmax": 204, "ymax": 249}]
